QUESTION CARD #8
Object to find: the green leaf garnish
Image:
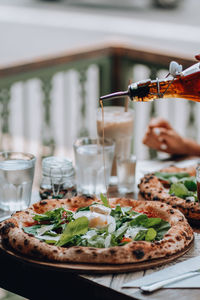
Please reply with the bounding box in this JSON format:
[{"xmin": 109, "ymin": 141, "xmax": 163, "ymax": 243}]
[
  {"xmin": 24, "ymin": 204, "xmax": 171, "ymax": 248},
  {"xmin": 134, "ymin": 230, "xmax": 147, "ymax": 241},
  {"xmin": 33, "ymin": 207, "xmax": 73, "ymax": 228},
  {"xmin": 143, "ymin": 218, "xmax": 162, "ymax": 228},
  {"xmin": 56, "ymin": 217, "xmax": 89, "ymax": 247},
  {"xmin": 169, "ymin": 182, "xmax": 190, "ymax": 198},
  {"xmin": 180, "ymin": 177, "xmax": 197, "ymax": 191},
  {"xmin": 23, "ymin": 225, "xmax": 41, "ymax": 235},
  {"xmin": 155, "ymin": 172, "xmax": 190, "ymax": 183},
  {"xmin": 145, "ymin": 228, "xmax": 157, "ymax": 241},
  {"xmin": 100, "ymin": 193, "xmax": 110, "ymax": 207}
]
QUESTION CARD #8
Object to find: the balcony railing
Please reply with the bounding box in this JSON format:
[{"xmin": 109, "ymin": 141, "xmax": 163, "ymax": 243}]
[{"xmin": 0, "ymin": 42, "xmax": 196, "ymax": 165}]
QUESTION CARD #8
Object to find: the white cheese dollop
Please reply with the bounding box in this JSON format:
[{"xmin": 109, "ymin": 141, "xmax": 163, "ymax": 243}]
[
  {"xmin": 74, "ymin": 211, "xmax": 116, "ymax": 232},
  {"xmin": 89, "ymin": 204, "xmax": 111, "ymax": 215}
]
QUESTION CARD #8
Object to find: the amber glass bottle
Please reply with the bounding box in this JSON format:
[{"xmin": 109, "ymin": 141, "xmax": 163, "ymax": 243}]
[{"xmin": 100, "ymin": 61, "xmax": 200, "ymax": 103}]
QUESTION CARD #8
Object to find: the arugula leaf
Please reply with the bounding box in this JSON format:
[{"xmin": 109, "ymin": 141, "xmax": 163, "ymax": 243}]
[
  {"xmin": 76, "ymin": 206, "xmax": 91, "ymax": 212},
  {"xmin": 33, "ymin": 207, "xmax": 64, "ymax": 222},
  {"xmin": 76, "ymin": 202, "xmax": 99, "ymax": 212},
  {"xmin": 143, "ymin": 218, "xmax": 162, "ymax": 228},
  {"xmin": 45, "ymin": 240, "xmax": 57, "ymax": 244},
  {"xmin": 155, "ymin": 172, "xmax": 190, "ymax": 183},
  {"xmin": 100, "ymin": 193, "xmax": 110, "ymax": 207},
  {"xmin": 169, "ymin": 182, "xmax": 190, "ymax": 198},
  {"xmin": 114, "ymin": 223, "xmax": 129, "ymax": 239},
  {"xmin": 129, "ymin": 214, "xmax": 148, "ymax": 227},
  {"xmin": 155, "ymin": 220, "xmax": 171, "ymax": 240},
  {"xmin": 134, "ymin": 230, "xmax": 147, "ymax": 241},
  {"xmin": 145, "ymin": 228, "xmax": 157, "ymax": 241},
  {"xmin": 121, "ymin": 207, "xmax": 133, "ymax": 214},
  {"xmin": 56, "ymin": 217, "xmax": 89, "ymax": 247},
  {"xmin": 111, "ymin": 205, "xmax": 135, "ymax": 229},
  {"xmin": 33, "ymin": 207, "xmax": 74, "ymax": 228},
  {"xmin": 180, "ymin": 177, "xmax": 197, "ymax": 191},
  {"xmin": 23, "ymin": 225, "xmax": 41, "ymax": 235}
]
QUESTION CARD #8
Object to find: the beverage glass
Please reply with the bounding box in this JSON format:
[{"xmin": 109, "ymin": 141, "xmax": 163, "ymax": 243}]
[
  {"xmin": 0, "ymin": 152, "xmax": 36, "ymax": 212},
  {"xmin": 117, "ymin": 155, "xmax": 136, "ymax": 194},
  {"xmin": 97, "ymin": 106, "xmax": 134, "ymax": 177},
  {"xmin": 196, "ymin": 165, "xmax": 200, "ymax": 202},
  {"xmin": 73, "ymin": 137, "xmax": 115, "ymax": 195}
]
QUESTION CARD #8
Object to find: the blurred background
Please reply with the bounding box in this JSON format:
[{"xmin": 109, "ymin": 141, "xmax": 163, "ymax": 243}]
[
  {"xmin": 0, "ymin": 0, "xmax": 199, "ymax": 298},
  {"xmin": 0, "ymin": 0, "xmax": 199, "ymax": 162}
]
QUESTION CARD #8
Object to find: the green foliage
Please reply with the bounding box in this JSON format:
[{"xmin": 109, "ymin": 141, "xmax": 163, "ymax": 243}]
[
  {"xmin": 23, "ymin": 204, "xmax": 171, "ymax": 248},
  {"xmin": 155, "ymin": 172, "xmax": 190, "ymax": 183},
  {"xmin": 56, "ymin": 217, "xmax": 89, "ymax": 247},
  {"xmin": 100, "ymin": 193, "xmax": 110, "ymax": 207}
]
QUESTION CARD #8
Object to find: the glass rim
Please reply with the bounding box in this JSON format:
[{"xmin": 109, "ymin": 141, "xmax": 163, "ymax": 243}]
[
  {"xmin": 42, "ymin": 156, "xmax": 72, "ymax": 166},
  {"xmin": 0, "ymin": 151, "xmax": 36, "ymax": 162},
  {"xmin": 42, "ymin": 156, "xmax": 74, "ymax": 177},
  {"xmin": 96, "ymin": 105, "xmax": 134, "ymax": 114},
  {"xmin": 97, "ymin": 105, "xmax": 134, "ymax": 110},
  {"xmin": 73, "ymin": 137, "xmax": 115, "ymax": 149}
]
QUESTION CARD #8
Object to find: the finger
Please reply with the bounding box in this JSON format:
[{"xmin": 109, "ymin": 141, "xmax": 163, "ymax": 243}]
[
  {"xmin": 149, "ymin": 118, "xmax": 172, "ymax": 130},
  {"xmin": 143, "ymin": 131, "xmax": 164, "ymax": 150},
  {"xmin": 142, "ymin": 127, "xmax": 152, "ymax": 144},
  {"xmin": 143, "ymin": 127, "xmax": 164, "ymax": 145},
  {"xmin": 160, "ymin": 143, "xmax": 168, "ymax": 151},
  {"xmin": 157, "ymin": 129, "xmax": 175, "ymax": 142}
]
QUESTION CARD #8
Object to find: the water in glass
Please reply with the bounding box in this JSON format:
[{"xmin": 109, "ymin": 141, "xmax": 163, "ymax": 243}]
[
  {"xmin": 117, "ymin": 156, "xmax": 136, "ymax": 194},
  {"xmin": 0, "ymin": 159, "xmax": 35, "ymax": 211},
  {"xmin": 75, "ymin": 143, "xmax": 114, "ymax": 195}
]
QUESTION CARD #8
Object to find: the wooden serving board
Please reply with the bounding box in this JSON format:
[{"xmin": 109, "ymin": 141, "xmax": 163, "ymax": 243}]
[{"xmin": 0, "ymin": 240, "xmax": 194, "ymax": 274}]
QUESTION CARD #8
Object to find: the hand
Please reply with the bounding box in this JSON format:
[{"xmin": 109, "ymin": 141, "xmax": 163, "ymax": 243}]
[{"xmin": 142, "ymin": 118, "xmax": 188, "ymax": 155}]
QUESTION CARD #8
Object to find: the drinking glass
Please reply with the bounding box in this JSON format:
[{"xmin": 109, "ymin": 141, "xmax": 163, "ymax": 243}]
[
  {"xmin": 196, "ymin": 165, "xmax": 200, "ymax": 202},
  {"xmin": 0, "ymin": 152, "xmax": 36, "ymax": 212},
  {"xmin": 117, "ymin": 155, "xmax": 136, "ymax": 194},
  {"xmin": 73, "ymin": 137, "xmax": 115, "ymax": 195},
  {"xmin": 96, "ymin": 106, "xmax": 134, "ymax": 178}
]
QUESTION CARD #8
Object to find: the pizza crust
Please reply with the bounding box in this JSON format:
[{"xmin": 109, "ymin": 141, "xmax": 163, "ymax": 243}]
[
  {"xmin": 138, "ymin": 165, "xmax": 200, "ymax": 224},
  {"xmin": 0, "ymin": 195, "xmax": 193, "ymax": 264}
]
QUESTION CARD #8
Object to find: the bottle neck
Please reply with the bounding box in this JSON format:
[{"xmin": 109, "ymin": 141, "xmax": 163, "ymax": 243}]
[
  {"xmin": 129, "ymin": 69, "xmax": 200, "ymax": 102},
  {"xmin": 99, "ymin": 62, "xmax": 200, "ymax": 103}
]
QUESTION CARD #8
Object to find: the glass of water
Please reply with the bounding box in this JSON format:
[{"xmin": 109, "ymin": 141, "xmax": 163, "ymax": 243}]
[
  {"xmin": 0, "ymin": 152, "xmax": 36, "ymax": 212},
  {"xmin": 73, "ymin": 137, "xmax": 115, "ymax": 195},
  {"xmin": 117, "ymin": 155, "xmax": 136, "ymax": 194}
]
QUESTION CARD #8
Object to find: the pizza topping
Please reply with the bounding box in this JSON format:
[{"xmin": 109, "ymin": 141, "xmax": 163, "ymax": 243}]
[
  {"xmin": 169, "ymin": 180, "xmax": 197, "ymax": 201},
  {"xmin": 36, "ymin": 224, "xmax": 55, "ymax": 236},
  {"xmin": 155, "ymin": 172, "xmax": 198, "ymax": 202},
  {"xmin": 74, "ymin": 211, "xmax": 116, "ymax": 233},
  {"xmin": 33, "ymin": 207, "xmax": 74, "ymax": 227},
  {"xmin": 22, "ymin": 202, "xmax": 171, "ymax": 248},
  {"xmin": 100, "ymin": 193, "xmax": 110, "ymax": 207},
  {"xmin": 89, "ymin": 204, "xmax": 111, "ymax": 215},
  {"xmin": 56, "ymin": 216, "xmax": 89, "ymax": 247},
  {"xmin": 155, "ymin": 172, "xmax": 190, "ymax": 183}
]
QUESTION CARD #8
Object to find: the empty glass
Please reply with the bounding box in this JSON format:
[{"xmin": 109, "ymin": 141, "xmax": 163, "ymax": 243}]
[{"xmin": 0, "ymin": 152, "xmax": 36, "ymax": 212}]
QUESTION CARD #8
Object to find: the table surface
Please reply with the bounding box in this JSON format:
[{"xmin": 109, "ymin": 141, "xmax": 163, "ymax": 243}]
[{"xmin": 0, "ymin": 158, "xmax": 200, "ymax": 300}]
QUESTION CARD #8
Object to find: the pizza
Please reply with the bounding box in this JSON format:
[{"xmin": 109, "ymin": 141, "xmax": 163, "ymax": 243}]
[
  {"xmin": 0, "ymin": 195, "xmax": 193, "ymax": 264},
  {"xmin": 139, "ymin": 165, "xmax": 200, "ymax": 225}
]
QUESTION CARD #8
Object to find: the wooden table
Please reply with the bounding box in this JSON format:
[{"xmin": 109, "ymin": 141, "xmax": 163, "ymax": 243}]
[{"xmin": 0, "ymin": 159, "xmax": 200, "ymax": 300}]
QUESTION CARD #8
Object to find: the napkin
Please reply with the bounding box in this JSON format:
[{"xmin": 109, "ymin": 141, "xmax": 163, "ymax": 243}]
[{"xmin": 122, "ymin": 256, "xmax": 200, "ymax": 288}]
